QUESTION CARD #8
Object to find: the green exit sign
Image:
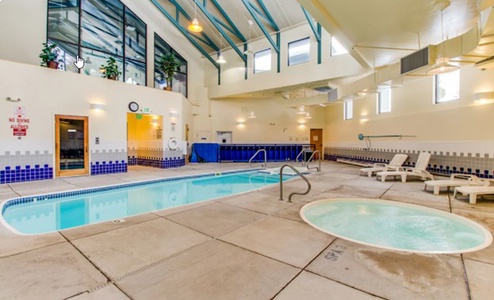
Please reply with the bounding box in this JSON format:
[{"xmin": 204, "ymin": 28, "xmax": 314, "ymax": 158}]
[{"xmin": 142, "ymin": 107, "xmax": 152, "ymax": 114}]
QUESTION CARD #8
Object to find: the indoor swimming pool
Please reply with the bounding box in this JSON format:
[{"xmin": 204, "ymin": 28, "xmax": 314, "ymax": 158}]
[{"xmin": 1, "ymin": 170, "xmax": 289, "ymax": 234}]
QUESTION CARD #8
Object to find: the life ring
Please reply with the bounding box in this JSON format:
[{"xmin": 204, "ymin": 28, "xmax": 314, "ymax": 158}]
[{"xmin": 168, "ymin": 138, "xmax": 178, "ymax": 150}]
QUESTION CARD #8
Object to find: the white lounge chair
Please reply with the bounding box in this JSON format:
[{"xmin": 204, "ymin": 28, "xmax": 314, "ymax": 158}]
[
  {"xmin": 453, "ymin": 182, "xmax": 494, "ymax": 204},
  {"xmin": 424, "ymin": 174, "xmax": 490, "ymax": 195},
  {"xmin": 376, "ymin": 152, "xmax": 433, "ymax": 182},
  {"xmin": 359, "ymin": 154, "xmax": 408, "ymax": 177}
]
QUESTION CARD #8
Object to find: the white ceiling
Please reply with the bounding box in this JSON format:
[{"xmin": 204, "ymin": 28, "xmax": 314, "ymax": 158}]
[{"xmin": 153, "ymin": 0, "xmax": 494, "ymax": 98}]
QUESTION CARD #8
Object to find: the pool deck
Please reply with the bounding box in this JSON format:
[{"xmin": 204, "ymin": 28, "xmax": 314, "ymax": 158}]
[{"xmin": 0, "ymin": 161, "xmax": 493, "ymax": 299}]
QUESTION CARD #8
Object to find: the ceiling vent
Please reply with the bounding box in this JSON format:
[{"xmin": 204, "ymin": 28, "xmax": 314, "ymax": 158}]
[
  {"xmin": 400, "ymin": 46, "xmax": 434, "ymax": 74},
  {"xmin": 327, "ymin": 89, "xmax": 338, "ymax": 102},
  {"xmin": 475, "ymin": 56, "xmax": 494, "ymax": 70},
  {"xmin": 313, "ymin": 86, "xmax": 333, "ymax": 93}
]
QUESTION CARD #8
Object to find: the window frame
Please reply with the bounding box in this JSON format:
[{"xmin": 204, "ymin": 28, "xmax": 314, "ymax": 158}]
[
  {"xmin": 434, "ymin": 69, "xmax": 460, "ymax": 104},
  {"xmin": 46, "ymin": 0, "xmax": 147, "ymax": 85},
  {"xmin": 288, "ymin": 37, "xmax": 310, "ymax": 66},
  {"xmin": 253, "ymin": 48, "xmax": 272, "ymax": 74},
  {"xmin": 343, "ymin": 99, "xmax": 353, "ymax": 120},
  {"xmin": 154, "ymin": 33, "xmax": 188, "ymax": 98},
  {"xmin": 377, "ymin": 87, "xmax": 392, "ymax": 114}
]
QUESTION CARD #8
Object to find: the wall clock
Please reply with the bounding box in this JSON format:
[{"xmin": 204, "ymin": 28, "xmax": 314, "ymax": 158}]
[{"xmin": 128, "ymin": 101, "xmax": 139, "ymax": 112}]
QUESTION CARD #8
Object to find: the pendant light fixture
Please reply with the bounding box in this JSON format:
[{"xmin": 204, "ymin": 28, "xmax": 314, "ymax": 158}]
[
  {"xmin": 188, "ymin": 1, "xmax": 203, "ymax": 33},
  {"xmin": 216, "ymin": 33, "xmax": 227, "ymax": 64},
  {"xmin": 244, "ymin": 20, "xmax": 254, "ymax": 55},
  {"xmin": 427, "ymin": 0, "xmax": 458, "ymax": 75}
]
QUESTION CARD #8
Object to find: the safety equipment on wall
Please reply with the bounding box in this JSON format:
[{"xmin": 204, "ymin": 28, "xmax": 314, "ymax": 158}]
[{"xmin": 168, "ymin": 137, "xmax": 178, "ymax": 150}]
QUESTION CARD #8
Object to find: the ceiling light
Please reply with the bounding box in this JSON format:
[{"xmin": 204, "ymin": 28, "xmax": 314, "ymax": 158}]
[
  {"xmin": 427, "ymin": 5, "xmax": 459, "ymax": 75},
  {"xmin": 188, "ymin": 1, "xmax": 203, "ymax": 33},
  {"xmin": 216, "ymin": 33, "xmax": 227, "ymax": 64},
  {"xmin": 305, "ymin": 113, "xmax": 312, "ymax": 119},
  {"xmin": 248, "ymin": 111, "xmax": 256, "ymax": 119},
  {"xmin": 244, "ymin": 20, "xmax": 254, "ymax": 55},
  {"xmin": 427, "ymin": 60, "xmax": 458, "ymax": 75},
  {"xmin": 296, "ymin": 105, "xmax": 306, "ymax": 114},
  {"xmin": 188, "ymin": 18, "xmax": 203, "ymax": 33},
  {"xmin": 216, "ymin": 53, "xmax": 226, "ymax": 64}
]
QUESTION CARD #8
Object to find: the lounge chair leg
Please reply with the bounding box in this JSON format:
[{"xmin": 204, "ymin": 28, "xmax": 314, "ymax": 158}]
[
  {"xmin": 433, "ymin": 186, "xmax": 439, "ymax": 195},
  {"xmin": 469, "ymin": 194, "xmax": 477, "ymax": 204}
]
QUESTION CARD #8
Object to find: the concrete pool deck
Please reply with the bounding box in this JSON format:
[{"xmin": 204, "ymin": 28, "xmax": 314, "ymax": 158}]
[{"xmin": 0, "ymin": 161, "xmax": 493, "ymax": 299}]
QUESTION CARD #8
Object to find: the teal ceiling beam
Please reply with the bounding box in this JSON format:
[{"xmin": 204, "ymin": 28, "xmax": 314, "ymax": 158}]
[
  {"xmin": 242, "ymin": 0, "xmax": 281, "ymax": 72},
  {"xmin": 210, "ymin": 0, "xmax": 246, "ymax": 41},
  {"xmin": 150, "ymin": 0, "xmax": 220, "ymax": 69},
  {"xmin": 194, "ymin": 0, "xmax": 247, "ymax": 61},
  {"xmin": 168, "ymin": 0, "xmax": 218, "ymax": 50},
  {"xmin": 302, "ymin": 6, "xmax": 322, "ymax": 64}
]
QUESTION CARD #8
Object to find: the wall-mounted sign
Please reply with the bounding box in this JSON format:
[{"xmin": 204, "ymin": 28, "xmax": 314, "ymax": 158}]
[
  {"xmin": 141, "ymin": 107, "xmax": 152, "ymax": 114},
  {"xmin": 9, "ymin": 106, "xmax": 29, "ymax": 137}
]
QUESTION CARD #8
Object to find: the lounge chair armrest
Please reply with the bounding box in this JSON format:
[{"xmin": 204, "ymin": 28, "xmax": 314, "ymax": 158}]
[
  {"xmin": 450, "ymin": 173, "xmax": 477, "ymax": 180},
  {"xmin": 372, "ymin": 163, "xmax": 387, "ymax": 167}
]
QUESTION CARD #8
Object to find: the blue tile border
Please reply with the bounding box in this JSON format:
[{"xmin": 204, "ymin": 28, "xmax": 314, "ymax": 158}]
[
  {"xmin": 91, "ymin": 160, "xmax": 127, "ymax": 175},
  {"xmin": 0, "ymin": 164, "xmax": 53, "ymax": 184}
]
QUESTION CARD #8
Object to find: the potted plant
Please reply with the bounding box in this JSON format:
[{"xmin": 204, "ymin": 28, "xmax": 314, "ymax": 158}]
[
  {"xmin": 39, "ymin": 42, "xmax": 59, "ymax": 69},
  {"xmin": 157, "ymin": 53, "xmax": 181, "ymax": 91},
  {"xmin": 100, "ymin": 57, "xmax": 121, "ymax": 80}
]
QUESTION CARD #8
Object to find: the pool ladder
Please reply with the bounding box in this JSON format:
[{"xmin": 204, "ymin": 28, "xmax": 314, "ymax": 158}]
[
  {"xmin": 249, "ymin": 149, "xmax": 267, "ymax": 168},
  {"xmin": 279, "ymin": 164, "xmax": 311, "ymax": 203},
  {"xmin": 295, "ymin": 149, "xmax": 321, "ymax": 171},
  {"xmin": 306, "ymin": 150, "xmax": 321, "ymax": 172}
]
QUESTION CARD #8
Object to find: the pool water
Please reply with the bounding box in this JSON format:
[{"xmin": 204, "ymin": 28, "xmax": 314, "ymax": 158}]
[
  {"xmin": 301, "ymin": 198, "xmax": 493, "ymax": 254},
  {"xmin": 2, "ymin": 171, "xmax": 288, "ymax": 234}
]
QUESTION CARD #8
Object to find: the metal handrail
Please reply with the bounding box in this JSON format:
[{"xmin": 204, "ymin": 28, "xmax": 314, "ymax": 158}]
[
  {"xmin": 306, "ymin": 150, "xmax": 321, "ymax": 172},
  {"xmin": 295, "ymin": 149, "xmax": 307, "ymax": 166},
  {"xmin": 279, "ymin": 164, "xmax": 311, "ymax": 203},
  {"xmin": 249, "ymin": 149, "xmax": 267, "ymax": 168}
]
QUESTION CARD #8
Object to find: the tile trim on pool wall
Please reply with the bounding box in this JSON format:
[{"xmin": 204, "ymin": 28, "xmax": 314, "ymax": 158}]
[
  {"xmin": 1, "ymin": 168, "xmax": 262, "ymax": 215},
  {"xmin": 325, "ymin": 147, "xmax": 494, "ymax": 178}
]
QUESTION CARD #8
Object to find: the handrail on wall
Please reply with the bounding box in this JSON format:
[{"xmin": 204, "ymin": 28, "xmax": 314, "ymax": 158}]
[
  {"xmin": 249, "ymin": 149, "xmax": 267, "ymax": 168},
  {"xmin": 306, "ymin": 150, "xmax": 321, "ymax": 172},
  {"xmin": 279, "ymin": 164, "xmax": 311, "ymax": 203}
]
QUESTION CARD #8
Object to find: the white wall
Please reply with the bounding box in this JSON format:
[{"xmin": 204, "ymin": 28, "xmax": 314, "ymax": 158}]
[
  {"xmin": 209, "ymin": 97, "xmax": 326, "ymax": 144},
  {"xmin": 324, "ymin": 65, "xmax": 494, "ymax": 156},
  {"xmin": 0, "ymin": 59, "xmax": 184, "ymax": 166}
]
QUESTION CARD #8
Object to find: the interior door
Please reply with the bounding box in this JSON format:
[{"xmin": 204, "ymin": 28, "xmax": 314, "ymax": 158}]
[
  {"xmin": 310, "ymin": 128, "xmax": 323, "ymax": 158},
  {"xmin": 55, "ymin": 115, "xmax": 89, "ymax": 177}
]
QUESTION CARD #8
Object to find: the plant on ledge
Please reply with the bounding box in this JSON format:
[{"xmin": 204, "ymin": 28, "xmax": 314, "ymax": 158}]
[
  {"xmin": 157, "ymin": 52, "xmax": 181, "ymax": 91},
  {"xmin": 100, "ymin": 57, "xmax": 121, "ymax": 80},
  {"xmin": 39, "ymin": 42, "xmax": 59, "ymax": 69}
]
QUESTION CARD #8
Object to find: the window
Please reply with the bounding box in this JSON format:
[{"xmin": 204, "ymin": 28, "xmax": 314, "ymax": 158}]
[
  {"xmin": 288, "ymin": 37, "xmax": 310, "ymax": 66},
  {"xmin": 331, "ymin": 36, "xmax": 347, "ymax": 56},
  {"xmin": 434, "ymin": 70, "xmax": 460, "ymax": 103},
  {"xmin": 344, "ymin": 99, "xmax": 353, "ymax": 120},
  {"xmin": 253, "ymin": 49, "xmax": 271, "ymax": 73},
  {"xmin": 377, "ymin": 87, "xmax": 391, "ymax": 114},
  {"xmin": 47, "ymin": 0, "xmax": 147, "ymax": 85},
  {"xmin": 154, "ymin": 34, "xmax": 187, "ymax": 97}
]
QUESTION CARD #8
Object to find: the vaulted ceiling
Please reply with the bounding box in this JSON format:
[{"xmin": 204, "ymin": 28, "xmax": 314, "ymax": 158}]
[{"xmin": 152, "ymin": 0, "xmax": 489, "ymax": 68}]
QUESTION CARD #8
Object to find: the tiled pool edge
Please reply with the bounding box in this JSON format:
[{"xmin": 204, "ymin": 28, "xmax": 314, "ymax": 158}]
[{"xmin": 1, "ymin": 168, "xmax": 262, "ymax": 218}]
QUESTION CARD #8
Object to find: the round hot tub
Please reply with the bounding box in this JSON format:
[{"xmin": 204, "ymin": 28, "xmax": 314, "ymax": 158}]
[{"xmin": 300, "ymin": 198, "xmax": 492, "ymax": 254}]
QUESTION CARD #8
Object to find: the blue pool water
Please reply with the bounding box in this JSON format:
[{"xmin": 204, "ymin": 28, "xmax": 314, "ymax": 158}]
[
  {"xmin": 301, "ymin": 198, "xmax": 493, "ymax": 254},
  {"xmin": 1, "ymin": 171, "xmax": 288, "ymax": 234}
]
